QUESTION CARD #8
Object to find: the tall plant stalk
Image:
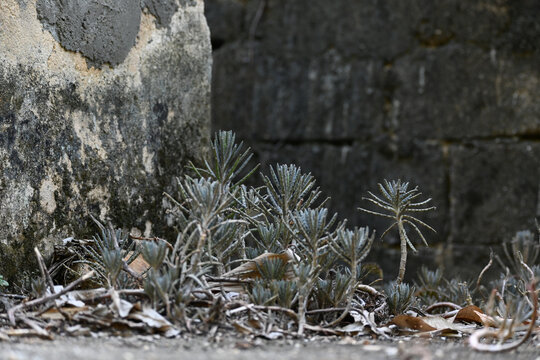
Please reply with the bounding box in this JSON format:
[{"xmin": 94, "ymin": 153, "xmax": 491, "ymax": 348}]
[{"xmin": 359, "ymin": 179, "xmax": 435, "ymax": 284}]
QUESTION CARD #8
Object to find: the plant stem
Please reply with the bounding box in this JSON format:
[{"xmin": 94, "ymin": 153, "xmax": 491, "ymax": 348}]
[
  {"xmin": 297, "ymin": 292, "xmax": 306, "ymax": 336},
  {"xmin": 397, "ymin": 220, "xmax": 407, "ymax": 285}
]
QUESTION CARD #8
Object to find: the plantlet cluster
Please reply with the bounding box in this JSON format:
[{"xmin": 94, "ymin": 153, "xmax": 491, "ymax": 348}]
[
  {"xmin": 0, "ymin": 131, "xmax": 537, "ymax": 354},
  {"xmin": 163, "ymin": 131, "xmax": 380, "ymax": 333},
  {"xmin": 44, "ymin": 131, "xmax": 383, "ymax": 333}
]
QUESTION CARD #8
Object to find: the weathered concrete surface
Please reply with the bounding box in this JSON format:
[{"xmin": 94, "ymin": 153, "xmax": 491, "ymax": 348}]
[
  {"xmin": 0, "ymin": 0, "xmax": 211, "ymax": 281},
  {"xmin": 206, "ymin": 0, "xmax": 540, "ymax": 280},
  {"xmin": 0, "ymin": 336, "xmax": 539, "ymax": 360}
]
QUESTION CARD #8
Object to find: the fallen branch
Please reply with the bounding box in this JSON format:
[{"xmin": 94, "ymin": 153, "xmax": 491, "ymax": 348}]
[{"xmin": 8, "ymin": 271, "xmax": 94, "ymax": 325}]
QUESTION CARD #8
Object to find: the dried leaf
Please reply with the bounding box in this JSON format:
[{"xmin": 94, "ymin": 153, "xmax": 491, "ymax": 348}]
[
  {"xmin": 110, "ymin": 289, "xmax": 134, "ymax": 318},
  {"xmin": 260, "ymin": 331, "xmax": 283, "ymax": 340},
  {"xmin": 40, "ymin": 306, "xmax": 90, "ymax": 320},
  {"xmin": 125, "ymin": 253, "xmax": 150, "ymax": 276},
  {"xmin": 247, "ymin": 318, "xmax": 263, "ymax": 330},
  {"xmin": 350, "ymin": 310, "xmax": 392, "ymax": 338},
  {"xmin": 114, "ymin": 299, "xmax": 134, "ymax": 318},
  {"xmin": 454, "ymin": 305, "xmax": 484, "ymax": 325},
  {"xmin": 471, "ymin": 311, "xmax": 499, "ymax": 328},
  {"xmin": 337, "ymin": 323, "xmax": 369, "ymax": 336},
  {"xmin": 235, "ymin": 340, "xmax": 256, "ymax": 350},
  {"xmin": 391, "ymin": 315, "xmax": 437, "ymax": 332},
  {"xmin": 128, "ymin": 307, "xmax": 175, "ymax": 333},
  {"xmin": 422, "ymin": 316, "xmax": 460, "ymax": 330},
  {"xmin": 48, "ymin": 285, "xmax": 86, "ymax": 307},
  {"xmin": 64, "ymin": 325, "xmax": 91, "ymax": 336},
  {"xmin": 232, "ymin": 321, "xmax": 254, "ymax": 335},
  {"xmin": 392, "ymin": 314, "xmax": 475, "ymax": 336},
  {"xmin": 221, "ymin": 251, "xmax": 295, "ymax": 280}
]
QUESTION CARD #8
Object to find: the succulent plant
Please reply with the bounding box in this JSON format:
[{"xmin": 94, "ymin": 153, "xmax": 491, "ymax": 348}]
[{"xmin": 385, "ymin": 282, "xmax": 416, "ymax": 315}]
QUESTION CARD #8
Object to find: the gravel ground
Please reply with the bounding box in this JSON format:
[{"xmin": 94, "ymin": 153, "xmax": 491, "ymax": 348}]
[{"xmin": 0, "ymin": 335, "xmax": 539, "ymax": 360}]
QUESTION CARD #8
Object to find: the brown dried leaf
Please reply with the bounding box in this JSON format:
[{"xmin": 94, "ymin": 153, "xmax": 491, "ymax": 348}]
[
  {"xmin": 40, "ymin": 306, "xmax": 90, "ymax": 320},
  {"xmin": 221, "ymin": 251, "xmax": 295, "ymax": 280},
  {"xmin": 128, "ymin": 307, "xmax": 174, "ymax": 331},
  {"xmin": 232, "ymin": 321, "xmax": 254, "ymax": 335},
  {"xmin": 471, "ymin": 311, "xmax": 499, "ymax": 327},
  {"xmin": 125, "ymin": 253, "xmax": 150, "ymax": 276},
  {"xmin": 454, "ymin": 305, "xmax": 484, "ymax": 325},
  {"xmin": 247, "ymin": 318, "xmax": 263, "ymax": 330},
  {"xmin": 391, "ymin": 315, "xmax": 437, "ymax": 332},
  {"xmin": 235, "ymin": 341, "xmax": 256, "ymax": 350},
  {"xmin": 392, "ymin": 315, "xmax": 476, "ymax": 336}
]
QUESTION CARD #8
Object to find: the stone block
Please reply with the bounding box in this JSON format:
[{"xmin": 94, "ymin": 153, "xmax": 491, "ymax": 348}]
[
  {"xmin": 449, "ymin": 142, "xmax": 540, "ymax": 246},
  {"xmin": 393, "ymin": 44, "xmax": 540, "ymax": 140},
  {"xmin": 213, "ymin": 49, "xmax": 386, "ymax": 141}
]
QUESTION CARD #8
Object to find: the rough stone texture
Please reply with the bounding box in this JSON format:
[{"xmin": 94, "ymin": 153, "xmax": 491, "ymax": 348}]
[
  {"xmin": 35, "ymin": 0, "xmax": 185, "ymax": 66},
  {"xmin": 2, "ymin": 336, "xmax": 540, "ymax": 360},
  {"xmin": 449, "ymin": 142, "xmax": 540, "ymax": 245},
  {"xmin": 0, "ymin": 0, "xmax": 211, "ymax": 281},
  {"xmin": 35, "ymin": 0, "xmax": 142, "ymax": 67},
  {"xmin": 206, "ymin": 0, "xmax": 540, "ymax": 280}
]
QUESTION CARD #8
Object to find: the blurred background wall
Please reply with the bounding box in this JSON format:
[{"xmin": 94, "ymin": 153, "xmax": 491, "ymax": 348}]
[{"xmin": 204, "ymin": 0, "xmax": 540, "ymax": 280}]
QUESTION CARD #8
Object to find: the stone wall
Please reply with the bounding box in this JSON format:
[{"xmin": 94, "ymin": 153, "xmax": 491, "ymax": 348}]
[
  {"xmin": 0, "ymin": 0, "xmax": 211, "ymax": 281},
  {"xmin": 206, "ymin": 0, "xmax": 540, "ymax": 280}
]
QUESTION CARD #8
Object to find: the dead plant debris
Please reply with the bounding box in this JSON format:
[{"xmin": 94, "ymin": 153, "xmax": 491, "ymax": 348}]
[{"xmin": 0, "ymin": 131, "xmax": 538, "ymax": 353}]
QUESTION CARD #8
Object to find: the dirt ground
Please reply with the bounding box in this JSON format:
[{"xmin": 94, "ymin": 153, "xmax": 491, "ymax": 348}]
[{"xmin": 0, "ymin": 335, "xmax": 538, "ymax": 360}]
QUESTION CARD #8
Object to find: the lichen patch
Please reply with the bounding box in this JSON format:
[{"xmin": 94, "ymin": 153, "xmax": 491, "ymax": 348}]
[
  {"xmin": 39, "ymin": 178, "xmax": 58, "ymax": 214},
  {"xmin": 0, "ymin": 181, "xmax": 35, "ymax": 236},
  {"xmin": 71, "ymin": 111, "xmax": 108, "ymax": 162},
  {"xmin": 87, "ymin": 185, "xmax": 111, "ymax": 220},
  {"xmin": 142, "ymin": 146, "xmax": 155, "ymax": 174}
]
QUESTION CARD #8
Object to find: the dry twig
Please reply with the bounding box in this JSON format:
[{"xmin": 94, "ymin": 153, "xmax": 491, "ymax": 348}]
[
  {"xmin": 8, "ymin": 271, "xmax": 94, "ymax": 325},
  {"xmin": 425, "ymin": 302, "xmax": 462, "ymax": 313}
]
